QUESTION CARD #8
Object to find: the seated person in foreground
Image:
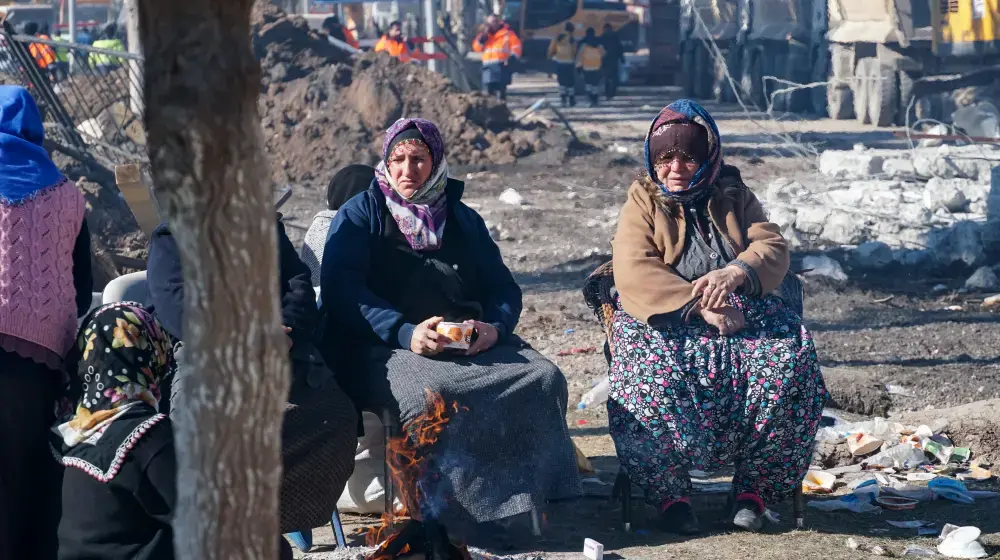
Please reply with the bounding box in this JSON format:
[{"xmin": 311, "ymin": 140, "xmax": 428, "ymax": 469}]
[
  {"xmin": 145, "ymin": 218, "xmax": 357, "ymax": 536},
  {"xmin": 53, "ymin": 303, "xmax": 295, "ymax": 560},
  {"xmin": 609, "ymin": 99, "xmax": 827, "ymax": 534},
  {"xmin": 320, "ymin": 117, "xmax": 581, "ymax": 530}
]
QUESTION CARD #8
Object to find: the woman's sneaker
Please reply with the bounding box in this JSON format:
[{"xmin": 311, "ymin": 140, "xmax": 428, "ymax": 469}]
[
  {"xmin": 658, "ymin": 500, "xmax": 701, "ymax": 535},
  {"xmin": 732, "ymin": 496, "xmax": 765, "ymax": 532}
]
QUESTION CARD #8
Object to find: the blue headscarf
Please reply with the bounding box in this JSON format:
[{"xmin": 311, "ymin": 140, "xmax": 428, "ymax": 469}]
[
  {"xmin": 0, "ymin": 86, "xmax": 64, "ymax": 205},
  {"xmin": 643, "ymin": 98, "xmax": 722, "ymax": 203}
]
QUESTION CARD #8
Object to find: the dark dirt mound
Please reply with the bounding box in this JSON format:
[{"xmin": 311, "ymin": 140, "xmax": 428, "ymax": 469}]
[
  {"xmin": 53, "ymin": 154, "xmax": 147, "ymax": 290},
  {"xmin": 254, "ymin": 3, "xmax": 569, "ymax": 185},
  {"xmin": 252, "ymin": 1, "xmax": 350, "ymax": 85}
]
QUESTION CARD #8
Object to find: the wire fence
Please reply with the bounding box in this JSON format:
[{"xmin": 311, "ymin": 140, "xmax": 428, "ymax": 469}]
[{"xmin": 0, "ymin": 21, "xmax": 146, "ymax": 169}]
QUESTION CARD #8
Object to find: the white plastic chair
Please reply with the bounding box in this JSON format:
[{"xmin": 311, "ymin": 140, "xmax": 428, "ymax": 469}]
[{"xmin": 102, "ymin": 271, "xmax": 150, "ymax": 306}]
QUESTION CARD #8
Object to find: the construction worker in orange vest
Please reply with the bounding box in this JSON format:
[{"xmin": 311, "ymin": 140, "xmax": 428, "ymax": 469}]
[
  {"xmin": 471, "ymin": 14, "xmax": 522, "ymax": 101},
  {"xmin": 22, "ymin": 22, "xmax": 59, "ymax": 81},
  {"xmin": 374, "ymin": 20, "xmax": 412, "ymax": 63}
]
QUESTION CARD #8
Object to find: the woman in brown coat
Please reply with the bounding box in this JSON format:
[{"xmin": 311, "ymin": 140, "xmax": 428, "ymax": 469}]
[{"xmin": 608, "ymin": 100, "xmax": 825, "ymax": 535}]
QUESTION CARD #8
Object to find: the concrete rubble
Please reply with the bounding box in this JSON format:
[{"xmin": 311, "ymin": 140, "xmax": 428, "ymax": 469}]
[{"xmin": 765, "ymin": 144, "xmax": 1000, "ymax": 268}]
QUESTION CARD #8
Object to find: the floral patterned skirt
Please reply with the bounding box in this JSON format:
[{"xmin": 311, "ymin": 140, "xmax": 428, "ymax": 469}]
[{"xmin": 607, "ymin": 295, "xmax": 826, "ymax": 506}]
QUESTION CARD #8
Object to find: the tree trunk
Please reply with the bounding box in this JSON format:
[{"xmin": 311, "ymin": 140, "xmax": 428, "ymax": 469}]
[{"xmin": 137, "ymin": 2, "xmax": 290, "ymax": 558}]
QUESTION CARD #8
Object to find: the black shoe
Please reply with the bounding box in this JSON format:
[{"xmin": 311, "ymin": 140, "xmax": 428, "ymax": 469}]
[{"xmin": 658, "ymin": 501, "xmax": 700, "ymax": 535}]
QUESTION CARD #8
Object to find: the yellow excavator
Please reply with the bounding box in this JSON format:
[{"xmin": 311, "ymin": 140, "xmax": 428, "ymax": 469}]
[
  {"xmin": 819, "ymin": 0, "xmax": 1000, "ymax": 126},
  {"xmin": 497, "ymin": 0, "xmax": 640, "ymax": 67}
]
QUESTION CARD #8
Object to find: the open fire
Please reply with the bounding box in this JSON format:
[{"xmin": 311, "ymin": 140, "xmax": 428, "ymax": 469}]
[{"xmin": 367, "ymin": 391, "xmax": 472, "ymax": 560}]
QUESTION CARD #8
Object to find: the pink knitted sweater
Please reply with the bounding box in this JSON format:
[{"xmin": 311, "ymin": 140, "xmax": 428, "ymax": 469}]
[{"xmin": 0, "ymin": 178, "xmax": 86, "ymax": 360}]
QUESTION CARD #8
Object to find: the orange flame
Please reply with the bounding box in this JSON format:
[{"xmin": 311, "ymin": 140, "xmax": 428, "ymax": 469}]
[{"xmin": 367, "ymin": 391, "xmax": 462, "ymax": 556}]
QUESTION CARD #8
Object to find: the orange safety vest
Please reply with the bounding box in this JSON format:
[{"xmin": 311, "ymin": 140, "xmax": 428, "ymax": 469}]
[
  {"xmin": 343, "ymin": 27, "xmax": 360, "ymax": 49},
  {"xmin": 29, "ymin": 35, "xmax": 56, "ymax": 69},
  {"xmin": 471, "ymin": 25, "xmax": 522, "ymax": 65},
  {"xmin": 374, "ymin": 36, "xmax": 411, "ymax": 62}
]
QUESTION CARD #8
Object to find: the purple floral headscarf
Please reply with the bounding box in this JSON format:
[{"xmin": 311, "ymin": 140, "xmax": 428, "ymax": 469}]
[{"xmin": 375, "ymin": 118, "xmax": 450, "ymax": 251}]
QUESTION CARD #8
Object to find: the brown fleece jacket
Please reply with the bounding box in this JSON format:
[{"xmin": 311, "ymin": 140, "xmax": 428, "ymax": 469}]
[{"xmin": 611, "ymin": 170, "xmax": 789, "ymax": 324}]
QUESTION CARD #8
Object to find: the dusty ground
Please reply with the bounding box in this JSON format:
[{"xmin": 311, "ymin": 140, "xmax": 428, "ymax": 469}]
[{"xmin": 279, "ymin": 74, "xmax": 1000, "ymax": 559}]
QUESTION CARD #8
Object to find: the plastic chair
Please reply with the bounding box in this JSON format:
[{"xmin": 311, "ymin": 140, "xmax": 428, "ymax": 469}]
[
  {"xmin": 101, "ymin": 270, "xmax": 150, "ymax": 306},
  {"xmin": 582, "ymin": 260, "xmax": 807, "ymax": 532}
]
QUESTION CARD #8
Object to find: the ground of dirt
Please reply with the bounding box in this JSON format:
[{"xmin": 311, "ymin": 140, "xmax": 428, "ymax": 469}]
[{"xmin": 277, "ymin": 76, "xmax": 1000, "ymax": 559}]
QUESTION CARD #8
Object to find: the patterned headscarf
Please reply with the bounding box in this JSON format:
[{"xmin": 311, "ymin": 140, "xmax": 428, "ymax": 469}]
[
  {"xmin": 51, "ymin": 302, "xmax": 175, "ymax": 482},
  {"xmin": 643, "ymin": 99, "xmax": 722, "ymax": 204},
  {"xmin": 375, "ymin": 118, "xmax": 450, "ymax": 251}
]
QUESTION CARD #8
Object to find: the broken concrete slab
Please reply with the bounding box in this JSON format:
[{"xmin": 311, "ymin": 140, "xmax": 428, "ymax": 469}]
[{"xmin": 818, "ymin": 151, "xmax": 884, "ymax": 180}]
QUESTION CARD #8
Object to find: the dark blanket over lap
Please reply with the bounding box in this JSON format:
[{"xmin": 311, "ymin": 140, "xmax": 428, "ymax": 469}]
[{"xmin": 362, "ymin": 339, "xmax": 581, "ymax": 526}]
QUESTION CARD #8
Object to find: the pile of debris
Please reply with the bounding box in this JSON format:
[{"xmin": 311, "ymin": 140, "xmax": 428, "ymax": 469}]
[
  {"xmin": 806, "ymin": 416, "xmax": 997, "ymax": 558},
  {"xmin": 764, "ymin": 143, "xmax": 1000, "ymax": 275},
  {"xmin": 254, "ymin": 2, "xmax": 563, "ymax": 186}
]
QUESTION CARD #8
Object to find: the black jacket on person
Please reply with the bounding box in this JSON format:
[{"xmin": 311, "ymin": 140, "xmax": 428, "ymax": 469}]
[
  {"xmin": 600, "ymin": 30, "xmax": 625, "ymax": 66},
  {"xmin": 146, "ymin": 217, "xmax": 334, "ymax": 391},
  {"xmin": 57, "ymin": 421, "xmax": 175, "ymax": 560},
  {"xmin": 146, "ymin": 217, "xmax": 317, "ymax": 343}
]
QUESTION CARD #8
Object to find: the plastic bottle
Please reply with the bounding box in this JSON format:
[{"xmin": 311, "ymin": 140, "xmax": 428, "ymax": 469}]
[{"xmin": 578, "ymin": 378, "xmax": 610, "ymax": 410}]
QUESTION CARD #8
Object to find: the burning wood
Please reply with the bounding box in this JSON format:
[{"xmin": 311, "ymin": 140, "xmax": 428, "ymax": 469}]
[{"xmin": 367, "ymin": 391, "xmax": 471, "ymax": 560}]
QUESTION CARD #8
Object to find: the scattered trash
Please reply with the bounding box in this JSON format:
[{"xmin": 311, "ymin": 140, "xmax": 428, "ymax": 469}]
[
  {"xmin": 557, "ymin": 346, "xmax": 597, "ymax": 357},
  {"xmin": 907, "ymin": 472, "xmax": 938, "ymax": 482},
  {"xmin": 945, "ymin": 305, "xmax": 965, "ymax": 311},
  {"xmin": 929, "ymin": 478, "xmax": 975, "ymax": 504},
  {"xmin": 802, "ymin": 255, "xmax": 848, "ymax": 282},
  {"xmin": 498, "ymin": 188, "xmax": 525, "ymax": 206},
  {"xmin": 846, "ymin": 538, "xmax": 861, "ymax": 550},
  {"xmin": 808, "ymin": 498, "xmax": 882, "ymax": 514},
  {"xmin": 871, "ymin": 545, "xmax": 888, "ymax": 556},
  {"xmin": 940, "ymin": 524, "xmax": 961, "ymax": 539},
  {"xmin": 876, "ymin": 495, "xmax": 920, "ymax": 510},
  {"xmin": 764, "ymin": 509, "xmax": 780, "ymax": 523},
  {"xmin": 886, "ymin": 384, "xmax": 916, "ymax": 397},
  {"xmin": 903, "ymin": 544, "xmax": 939, "ymax": 557},
  {"xmin": 802, "ymin": 470, "xmax": 837, "ymax": 494},
  {"xmin": 576, "ymin": 419, "xmax": 589, "ymax": 426},
  {"xmin": 808, "ymin": 485, "xmax": 883, "ymax": 514},
  {"xmin": 956, "ymin": 465, "xmax": 993, "ymax": 482},
  {"xmin": 983, "ymin": 294, "xmax": 1000, "ymax": 309},
  {"xmin": 577, "ymin": 378, "xmax": 609, "ymax": 409},
  {"xmin": 888, "ymin": 520, "xmax": 933, "ymax": 529},
  {"xmin": 583, "ymin": 538, "xmax": 604, "ymax": 560},
  {"xmin": 937, "ymin": 526, "xmax": 988, "ymax": 558},
  {"xmin": 865, "ymin": 443, "xmax": 929, "ymax": 469},
  {"xmin": 932, "ymin": 284, "xmax": 949, "ymax": 293},
  {"xmin": 564, "ymin": 328, "xmax": 575, "ymax": 335},
  {"xmin": 848, "ymin": 433, "xmax": 885, "ymax": 456},
  {"xmin": 924, "ymin": 436, "xmax": 956, "ymax": 464},
  {"xmin": 920, "ymin": 527, "xmax": 941, "ymax": 537},
  {"xmin": 950, "ymin": 448, "xmax": 971, "ymax": 463}
]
